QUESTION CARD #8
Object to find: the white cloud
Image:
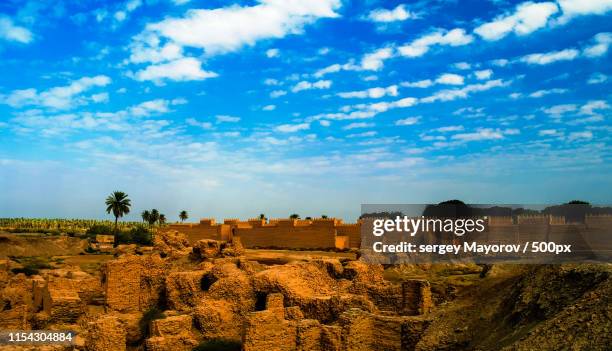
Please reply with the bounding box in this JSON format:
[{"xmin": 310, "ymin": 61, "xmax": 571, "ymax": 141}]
[
  {"xmin": 474, "ymin": 69, "xmax": 493, "ymax": 80},
  {"xmin": 454, "ymin": 62, "xmax": 471, "ymax": 70},
  {"xmin": 420, "ymin": 79, "xmax": 507, "ymax": 103},
  {"xmin": 291, "ymin": 79, "xmax": 332, "ymax": 92},
  {"xmin": 0, "ymin": 16, "xmax": 33, "ymax": 43},
  {"xmin": 366, "ymin": 4, "xmax": 414, "ymax": 23},
  {"xmin": 319, "ymin": 120, "xmax": 331, "ymax": 127},
  {"xmin": 520, "ymin": 48, "xmax": 579, "ymax": 65},
  {"xmin": 398, "ymin": 28, "xmax": 473, "ymax": 58},
  {"xmin": 347, "ymin": 131, "xmax": 377, "ymax": 138},
  {"xmin": 216, "ymin": 115, "xmax": 240, "ymax": 123},
  {"xmin": 129, "ymin": 40, "xmax": 183, "ymax": 64},
  {"xmin": 528, "ymin": 88, "xmax": 568, "ymax": 98},
  {"xmin": 270, "ymin": 90, "xmax": 287, "ymax": 98},
  {"xmin": 587, "ymin": 72, "xmax": 608, "ymax": 84},
  {"xmin": 311, "ymin": 110, "xmax": 378, "ymax": 121},
  {"xmin": 266, "ymin": 48, "xmax": 279, "ymax": 58},
  {"xmin": 338, "ymin": 85, "xmax": 398, "ymax": 99},
  {"xmin": 262, "ymin": 104, "xmax": 276, "ymax": 111},
  {"xmin": 435, "ymin": 73, "xmax": 464, "ymax": 85},
  {"xmin": 451, "ymin": 128, "xmax": 507, "ymax": 142},
  {"xmin": 264, "ymin": 78, "xmax": 281, "ymax": 86},
  {"xmin": 582, "ymin": 32, "xmax": 612, "ymax": 58},
  {"xmin": 579, "ymin": 100, "xmax": 610, "ymax": 115},
  {"xmin": 395, "ymin": 116, "xmax": 420, "ymax": 126},
  {"xmin": 143, "ymin": 0, "xmax": 340, "ymax": 56},
  {"xmin": 542, "ymin": 104, "xmax": 577, "ymax": 116},
  {"xmin": 436, "ymin": 125, "xmax": 464, "ymax": 132},
  {"xmin": 2, "ymin": 75, "xmax": 111, "ymax": 110},
  {"xmin": 130, "ymin": 99, "xmax": 172, "ymax": 116},
  {"xmin": 276, "ymin": 122, "xmax": 310, "ymax": 132},
  {"xmin": 400, "ymin": 79, "xmax": 433, "ymax": 88},
  {"xmin": 491, "ymin": 58, "xmax": 510, "ymax": 67},
  {"xmin": 538, "ymin": 129, "xmax": 562, "ymax": 137},
  {"xmin": 568, "ymin": 131, "xmax": 593, "ymax": 141},
  {"xmin": 474, "ymin": 2, "xmax": 559, "ymax": 41},
  {"xmin": 361, "ymin": 47, "xmax": 394, "ymax": 71},
  {"xmin": 557, "ymin": 0, "xmax": 612, "ymax": 24},
  {"xmin": 343, "ymin": 122, "xmax": 374, "ymax": 130},
  {"xmin": 134, "ymin": 57, "xmax": 218, "ymax": 83},
  {"xmin": 91, "ymin": 93, "xmax": 109, "ymax": 103},
  {"xmin": 186, "ymin": 117, "xmax": 213, "ymax": 129},
  {"xmin": 313, "ymin": 63, "xmax": 358, "ymax": 77}
]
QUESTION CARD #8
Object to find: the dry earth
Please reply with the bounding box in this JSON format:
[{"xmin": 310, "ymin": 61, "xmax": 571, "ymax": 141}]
[{"xmin": 0, "ymin": 232, "xmax": 609, "ymax": 350}]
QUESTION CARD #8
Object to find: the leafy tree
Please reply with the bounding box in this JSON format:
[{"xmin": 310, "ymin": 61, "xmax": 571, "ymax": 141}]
[
  {"xmin": 289, "ymin": 213, "xmax": 300, "ymax": 219},
  {"xmin": 159, "ymin": 214, "xmax": 166, "ymax": 226},
  {"xmin": 141, "ymin": 210, "xmax": 151, "ymax": 225},
  {"xmin": 321, "ymin": 214, "xmax": 328, "ymax": 219},
  {"xmin": 305, "ymin": 216, "xmax": 312, "ymax": 220},
  {"xmin": 105, "ymin": 191, "xmax": 131, "ymax": 244},
  {"xmin": 149, "ymin": 209, "xmax": 160, "ymax": 226},
  {"xmin": 179, "ymin": 210, "xmax": 188, "ymax": 222},
  {"xmin": 259, "ymin": 213, "xmax": 266, "ymax": 220}
]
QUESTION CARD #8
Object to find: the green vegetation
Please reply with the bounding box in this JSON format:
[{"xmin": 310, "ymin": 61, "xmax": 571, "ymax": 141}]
[
  {"xmin": 115, "ymin": 225, "xmax": 153, "ymax": 246},
  {"xmin": 0, "ymin": 218, "xmax": 142, "ymax": 235},
  {"xmin": 105, "ymin": 191, "xmax": 132, "ymax": 242},
  {"xmin": 10, "ymin": 256, "xmax": 53, "ymax": 276},
  {"xmin": 192, "ymin": 339, "xmax": 242, "ymax": 351},
  {"xmin": 180, "ymin": 210, "xmax": 189, "ymax": 222},
  {"xmin": 141, "ymin": 210, "xmax": 151, "ymax": 224},
  {"xmin": 289, "ymin": 213, "xmax": 300, "ymax": 219}
]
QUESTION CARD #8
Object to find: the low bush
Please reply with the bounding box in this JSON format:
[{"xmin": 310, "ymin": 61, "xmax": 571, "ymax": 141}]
[
  {"xmin": 114, "ymin": 225, "xmax": 153, "ymax": 246},
  {"xmin": 130, "ymin": 225, "xmax": 153, "ymax": 245}
]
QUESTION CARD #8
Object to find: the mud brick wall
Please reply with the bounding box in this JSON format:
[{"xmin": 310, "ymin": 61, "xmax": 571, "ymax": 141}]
[
  {"xmin": 336, "ymin": 224, "xmax": 361, "ymax": 248},
  {"xmin": 585, "ymin": 215, "xmax": 612, "ymax": 228},
  {"xmin": 243, "ymin": 309, "xmax": 297, "ymax": 351},
  {"xmin": 401, "ymin": 280, "xmax": 432, "ymax": 315},
  {"xmin": 46, "ymin": 276, "xmax": 103, "ymax": 305},
  {"xmin": 365, "ymin": 283, "xmax": 404, "ymax": 314},
  {"xmin": 43, "ymin": 289, "xmax": 84, "ymax": 323},
  {"xmin": 163, "ymin": 224, "xmax": 221, "ymax": 243},
  {"xmin": 86, "ymin": 315, "xmax": 126, "ymax": 351},
  {"xmin": 104, "ymin": 255, "xmax": 168, "ymax": 312},
  {"xmin": 339, "ymin": 308, "xmax": 430, "ymax": 351},
  {"xmin": 339, "ymin": 308, "xmax": 374, "ymax": 350},
  {"xmin": 486, "ymin": 225, "xmax": 520, "ymax": 244},
  {"xmin": 165, "ymin": 218, "xmax": 362, "ymax": 250},
  {"xmin": 0, "ymin": 305, "xmax": 29, "ymax": 329},
  {"xmin": 236, "ymin": 226, "xmax": 337, "ymax": 250}
]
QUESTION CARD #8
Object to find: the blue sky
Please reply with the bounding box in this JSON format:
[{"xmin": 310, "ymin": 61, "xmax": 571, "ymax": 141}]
[{"xmin": 0, "ymin": 0, "xmax": 611, "ymax": 221}]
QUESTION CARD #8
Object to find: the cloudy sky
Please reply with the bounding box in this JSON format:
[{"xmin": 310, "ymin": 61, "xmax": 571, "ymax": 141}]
[{"xmin": 0, "ymin": 0, "xmax": 610, "ymax": 221}]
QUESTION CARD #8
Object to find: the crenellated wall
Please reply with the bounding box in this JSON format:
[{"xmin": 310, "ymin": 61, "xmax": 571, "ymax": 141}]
[
  {"xmin": 162, "ymin": 218, "xmax": 362, "ymax": 250},
  {"xmin": 162, "ymin": 215, "xmax": 610, "ymax": 251}
]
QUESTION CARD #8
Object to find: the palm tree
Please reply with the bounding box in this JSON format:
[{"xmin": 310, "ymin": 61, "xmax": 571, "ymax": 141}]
[
  {"xmin": 105, "ymin": 191, "xmax": 131, "ymax": 244},
  {"xmin": 149, "ymin": 209, "xmax": 159, "ymax": 226},
  {"xmin": 179, "ymin": 210, "xmax": 188, "ymax": 223},
  {"xmin": 289, "ymin": 213, "xmax": 300, "ymax": 219},
  {"xmin": 141, "ymin": 210, "xmax": 151, "ymax": 224},
  {"xmin": 159, "ymin": 214, "xmax": 166, "ymax": 226}
]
